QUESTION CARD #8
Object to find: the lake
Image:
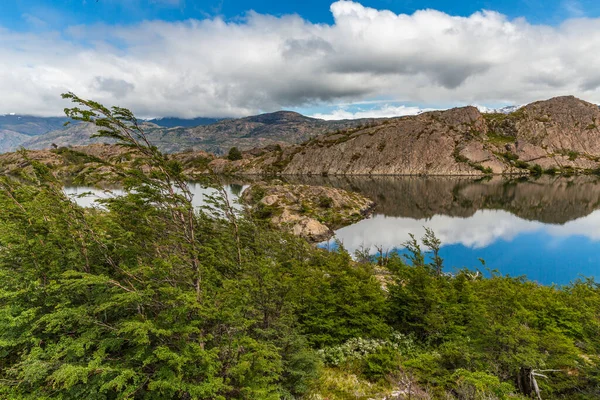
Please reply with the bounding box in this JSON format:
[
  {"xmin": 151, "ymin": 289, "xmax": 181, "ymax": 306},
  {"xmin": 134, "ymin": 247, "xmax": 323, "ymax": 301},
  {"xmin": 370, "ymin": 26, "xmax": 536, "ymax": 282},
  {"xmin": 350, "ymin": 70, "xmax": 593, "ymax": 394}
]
[
  {"xmin": 67, "ymin": 176, "xmax": 600, "ymax": 285},
  {"xmin": 288, "ymin": 175, "xmax": 600, "ymax": 285}
]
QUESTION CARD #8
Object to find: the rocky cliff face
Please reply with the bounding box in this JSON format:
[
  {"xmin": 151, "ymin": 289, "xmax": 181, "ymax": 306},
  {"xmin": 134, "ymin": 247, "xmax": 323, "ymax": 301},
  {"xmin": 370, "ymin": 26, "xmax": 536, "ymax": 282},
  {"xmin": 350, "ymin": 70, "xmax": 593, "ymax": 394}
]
[{"xmin": 212, "ymin": 96, "xmax": 600, "ymax": 176}]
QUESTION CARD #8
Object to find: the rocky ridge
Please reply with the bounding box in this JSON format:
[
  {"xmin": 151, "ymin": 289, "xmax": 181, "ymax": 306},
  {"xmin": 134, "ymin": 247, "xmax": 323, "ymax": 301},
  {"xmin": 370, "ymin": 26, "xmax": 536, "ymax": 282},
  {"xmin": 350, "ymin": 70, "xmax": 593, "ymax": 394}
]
[{"xmin": 209, "ymin": 96, "xmax": 600, "ymax": 176}]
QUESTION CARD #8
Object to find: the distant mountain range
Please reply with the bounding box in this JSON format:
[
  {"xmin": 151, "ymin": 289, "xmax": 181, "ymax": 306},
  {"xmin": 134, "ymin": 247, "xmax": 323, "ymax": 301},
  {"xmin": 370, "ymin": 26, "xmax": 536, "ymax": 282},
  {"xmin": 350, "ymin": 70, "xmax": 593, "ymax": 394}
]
[
  {"xmin": 146, "ymin": 117, "xmax": 225, "ymax": 128},
  {"xmin": 5, "ymin": 96, "xmax": 600, "ymax": 178},
  {"xmin": 0, "ymin": 103, "xmax": 557, "ymax": 155},
  {"xmin": 0, "ymin": 111, "xmax": 378, "ymax": 155}
]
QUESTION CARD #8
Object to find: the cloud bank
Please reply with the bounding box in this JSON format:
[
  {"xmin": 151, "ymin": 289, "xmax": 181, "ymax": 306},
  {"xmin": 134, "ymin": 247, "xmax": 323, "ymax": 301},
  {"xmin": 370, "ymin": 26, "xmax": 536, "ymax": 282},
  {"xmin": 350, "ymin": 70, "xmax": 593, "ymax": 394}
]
[
  {"xmin": 312, "ymin": 104, "xmax": 429, "ymax": 120},
  {"xmin": 4, "ymin": 1, "xmax": 600, "ymax": 117}
]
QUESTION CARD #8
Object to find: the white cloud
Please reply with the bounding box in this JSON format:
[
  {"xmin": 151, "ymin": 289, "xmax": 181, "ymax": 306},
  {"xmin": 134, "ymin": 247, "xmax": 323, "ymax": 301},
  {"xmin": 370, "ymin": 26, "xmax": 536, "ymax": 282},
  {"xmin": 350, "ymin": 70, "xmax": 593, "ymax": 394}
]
[
  {"xmin": 330, "ymin": 209, "xmax": 600, "ymax": 254},
  {"xmin": 4, "ymin": 1, "xmax": 600, "ymax": 117},
  {"xmin": 312, "ymin": 104, "xmax": 429, "ymax": 120}
]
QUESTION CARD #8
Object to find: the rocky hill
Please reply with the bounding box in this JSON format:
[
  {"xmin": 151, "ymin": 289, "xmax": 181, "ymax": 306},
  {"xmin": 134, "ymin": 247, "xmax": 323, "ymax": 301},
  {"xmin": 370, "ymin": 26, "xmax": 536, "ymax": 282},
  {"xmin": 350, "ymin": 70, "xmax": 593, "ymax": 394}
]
[
  {"xmin": 8, "ymin": 111, "xmax": 376, "ymax": 155},
  {"xmin": 0, "ymin": 115, "xmax": 69, "ymax": 153},
  {"xmin": 210, "ymin": 96, "xmax": 600, "ymax": 176},
  {"xmin": 0, "ymin": 143, "xmax": 215, "ymax": 185}
]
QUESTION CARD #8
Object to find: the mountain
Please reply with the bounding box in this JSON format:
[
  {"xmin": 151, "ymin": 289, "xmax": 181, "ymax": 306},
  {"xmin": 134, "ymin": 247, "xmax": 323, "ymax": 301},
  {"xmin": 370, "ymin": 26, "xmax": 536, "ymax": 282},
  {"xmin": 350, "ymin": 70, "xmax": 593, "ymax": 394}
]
[
  {"xmin": 0, "ymin": 114, "xmax": 70, "ymax": 152},
  {"xmin": 21, "ymin": 121, "xmax": 159, "ymax": 150},
  {"xmin": 209, "ymin": 96, "xmax": 600, "ymax": 176},
  {"xmin": 17, "ymin": 111, "xmax": 378, "ymax": 155},
  {"xmin": 0, "ymin": 130, "xmax": 30, "ymax": 153},
  {"xmin": 0, "ymin": 114, "xmax": 68, "ymax": 136},
  {"xmin": 147, "ymin": 117, "xmax": 225, "ymax": 128}
]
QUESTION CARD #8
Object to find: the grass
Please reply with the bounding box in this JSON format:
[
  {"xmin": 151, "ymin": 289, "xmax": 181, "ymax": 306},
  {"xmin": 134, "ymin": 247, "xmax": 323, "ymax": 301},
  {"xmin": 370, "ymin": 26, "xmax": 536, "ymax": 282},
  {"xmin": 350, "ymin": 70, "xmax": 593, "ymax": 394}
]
[{"xmin": 486, "ymin": 131, "xmax": 515, "ymax": 145}]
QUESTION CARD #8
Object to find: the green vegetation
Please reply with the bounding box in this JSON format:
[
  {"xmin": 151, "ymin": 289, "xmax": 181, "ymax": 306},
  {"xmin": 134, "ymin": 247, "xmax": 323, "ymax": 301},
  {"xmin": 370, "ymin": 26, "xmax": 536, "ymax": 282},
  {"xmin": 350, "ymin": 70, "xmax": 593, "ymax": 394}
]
[
  {"xmin": 555, "ymin": 149, "xmax": 580, "ymax": 161},
  {"xmin": 52, "ymin": 146, "xmax": 105, "ymax": 165},
  {"xmin": 227, "ymin": 146, "xmax": 243, "ymax": 161},
  {"xmin": 2, "ymin": 96, "xmax": 600, "ymax": 399},
  {"xmin": 529, "ymin": 164, "xmax": 543, "ymax": 176},
  {"xmin": 486, "ymin": 131, "xmax": 515, "ymax": 145},
  {"xmin": 181, "ymin": 154, "xmax": 213, "ymax": 170}
]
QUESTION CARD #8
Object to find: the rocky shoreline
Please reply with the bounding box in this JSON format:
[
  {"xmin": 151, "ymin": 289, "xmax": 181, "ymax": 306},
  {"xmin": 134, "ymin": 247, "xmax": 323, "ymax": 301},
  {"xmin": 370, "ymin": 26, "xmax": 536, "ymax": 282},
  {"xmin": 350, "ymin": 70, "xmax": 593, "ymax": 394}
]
[{"xmin": 242, "ymin": 182, "xmax": 375, "ymax": 242}]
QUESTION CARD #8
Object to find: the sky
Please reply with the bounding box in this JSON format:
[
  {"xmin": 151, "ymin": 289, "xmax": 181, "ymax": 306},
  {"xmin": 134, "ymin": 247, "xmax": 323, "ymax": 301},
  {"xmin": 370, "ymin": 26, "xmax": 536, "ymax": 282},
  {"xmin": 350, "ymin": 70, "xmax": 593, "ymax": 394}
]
[{"xmin": 3, "ymin": 0, "xmax": 600, "ymax": 118}]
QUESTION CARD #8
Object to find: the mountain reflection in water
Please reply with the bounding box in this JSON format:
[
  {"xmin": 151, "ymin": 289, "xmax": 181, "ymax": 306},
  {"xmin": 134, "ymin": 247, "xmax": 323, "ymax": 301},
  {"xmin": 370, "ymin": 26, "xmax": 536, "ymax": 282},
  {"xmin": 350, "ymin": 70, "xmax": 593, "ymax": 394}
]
[
  {"xmin": 288, "ymin": 176, "xmax": 600, "ymax": 285},
  {"xmin": 66, "ymin": 176, "xmax": 600, "ymax": 284}
]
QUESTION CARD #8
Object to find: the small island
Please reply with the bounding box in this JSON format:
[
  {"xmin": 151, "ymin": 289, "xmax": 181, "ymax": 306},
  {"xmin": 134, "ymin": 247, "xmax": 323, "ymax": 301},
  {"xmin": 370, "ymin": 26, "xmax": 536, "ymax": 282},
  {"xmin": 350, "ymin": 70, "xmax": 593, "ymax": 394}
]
[{"xmin": 242, "ymin": 182, "xmax": 375, "ymax": 242}]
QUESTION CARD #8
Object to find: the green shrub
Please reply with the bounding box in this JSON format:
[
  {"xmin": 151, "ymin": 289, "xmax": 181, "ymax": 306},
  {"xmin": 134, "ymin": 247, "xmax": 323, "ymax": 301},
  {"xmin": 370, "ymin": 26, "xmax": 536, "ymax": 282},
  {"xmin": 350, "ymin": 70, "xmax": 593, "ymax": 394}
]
[
  {"xmin": 227, "ymin": 146, "xmax": 243, "ymax": 161},
  {"xmin": 515, "ymin": 160, "xmax": 529, "ymax": 169},
  {"xmin": 486, "ymin": 132, "xmax": 515, "ymax": 145},
  {"xmin": 529, "ymin": 164, "xmax": 543, "ymax": 176},
  {"xmin": 318, "ymin": 195, "xmax": 334, "ymax": 209},
  {"xmin": 362, "ymin": 347, "xmax": 401, "ymax": 380}
]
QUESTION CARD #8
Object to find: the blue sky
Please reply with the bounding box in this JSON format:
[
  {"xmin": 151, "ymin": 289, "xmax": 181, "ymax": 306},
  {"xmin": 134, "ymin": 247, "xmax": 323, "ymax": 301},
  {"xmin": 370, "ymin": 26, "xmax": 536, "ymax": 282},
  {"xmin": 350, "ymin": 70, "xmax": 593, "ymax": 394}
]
[
  {"xmin": 3, "ymin": 0, "xmax": 600, "ymax": 118},
  {"xmin": 3, "ymin": 0, "xmax": 599, "ymax": 30}
]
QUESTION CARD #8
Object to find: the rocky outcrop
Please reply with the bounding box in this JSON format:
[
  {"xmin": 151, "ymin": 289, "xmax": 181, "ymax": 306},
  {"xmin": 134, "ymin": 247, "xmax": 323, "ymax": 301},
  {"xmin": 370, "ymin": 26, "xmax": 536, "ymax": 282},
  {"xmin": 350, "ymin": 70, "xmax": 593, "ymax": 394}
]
[
  {"xmin": 212, "ymin": 96, "xmax": 600, "ymax": 176},
  {"xmin": 0, "ymin": 144, "xmax": 216, "ymax": 184},
  {"xmin": 242, "ymin": 182, "xmax": 375, "ymax": 242}
]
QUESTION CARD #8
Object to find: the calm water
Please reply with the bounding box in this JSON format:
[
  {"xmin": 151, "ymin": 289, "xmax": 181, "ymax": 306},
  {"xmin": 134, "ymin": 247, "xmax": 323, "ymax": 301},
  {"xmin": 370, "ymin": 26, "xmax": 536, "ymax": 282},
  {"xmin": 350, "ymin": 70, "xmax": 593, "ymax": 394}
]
[
  {"xmin": 64, "ymin": 183, "xmax": 248, "ymax": 210},
  {"xmin": 67, "ymin": 176, "xmax": 600, "ymax": 285},
  {"xmin": 288, "ymin": 175, "xmax": 600, "ymax": 285}
]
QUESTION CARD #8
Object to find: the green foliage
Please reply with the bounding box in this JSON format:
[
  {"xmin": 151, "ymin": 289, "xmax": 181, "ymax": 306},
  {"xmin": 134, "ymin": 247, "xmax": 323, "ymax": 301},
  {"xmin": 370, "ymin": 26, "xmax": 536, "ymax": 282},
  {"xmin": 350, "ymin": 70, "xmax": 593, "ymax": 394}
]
[
  {"xmin": 500, "ymin": 151, "xmax": 519, "ymax": 162},
  {"xmin": 318, "ymin": 195, "xmax": 333, "ymax": 209},
  {"xmin": 530, "ymin": 164, "xmax": 543, "ymax": 176},
  {"xmin": 514, "ymin": 160, "xmax": 529, "ymax": 169},
  {"xmin": 451, "ymin": 369, "xmax": 515, "ymax": 399},
  {"xmin": 3, "ymin": 95, "xmax": 600, "ymax": 399},
  {"xmin": 253, "ymin": 201, "xmax": 279, "ymax": 219},
  {"xmin": 0, "ymin": 95, "xmax": 389, "ymax": 399},
  {"xmin": 486, "ymin": 131, "xmax": 515, "ymax": 145},
  {"xmin": 385, "ymin": 230, "xmax": 600, "ymax": 399},
  {"xmin": 53, "ymin": 146, "xmax": 105, "ymax": 165},
  {"xmin": 292, "ymin": 246, "xmax": 390, "ymax": 348},
  {"xmin": 227, "ymin": 146, "xmax": 243, "ymax": 161},
  {"xmin": 568, "ymin": 150, "xmax": 579, "ymax": 161}
]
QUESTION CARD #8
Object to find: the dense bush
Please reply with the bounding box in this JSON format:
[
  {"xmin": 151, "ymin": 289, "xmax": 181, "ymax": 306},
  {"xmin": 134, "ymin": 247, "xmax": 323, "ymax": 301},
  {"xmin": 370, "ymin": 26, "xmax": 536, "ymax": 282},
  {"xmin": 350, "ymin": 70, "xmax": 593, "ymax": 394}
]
[{"xmin": 227, "ymin": 146, "xmax": 243, "ymax": 161}]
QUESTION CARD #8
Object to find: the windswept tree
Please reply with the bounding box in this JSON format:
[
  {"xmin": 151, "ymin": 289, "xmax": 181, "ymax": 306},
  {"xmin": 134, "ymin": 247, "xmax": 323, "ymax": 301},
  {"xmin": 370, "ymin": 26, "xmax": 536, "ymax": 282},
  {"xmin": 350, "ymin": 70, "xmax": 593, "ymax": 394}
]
[{"xmin": 0, "ymin": 93, "xmax": 388, "ymax": 399}]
